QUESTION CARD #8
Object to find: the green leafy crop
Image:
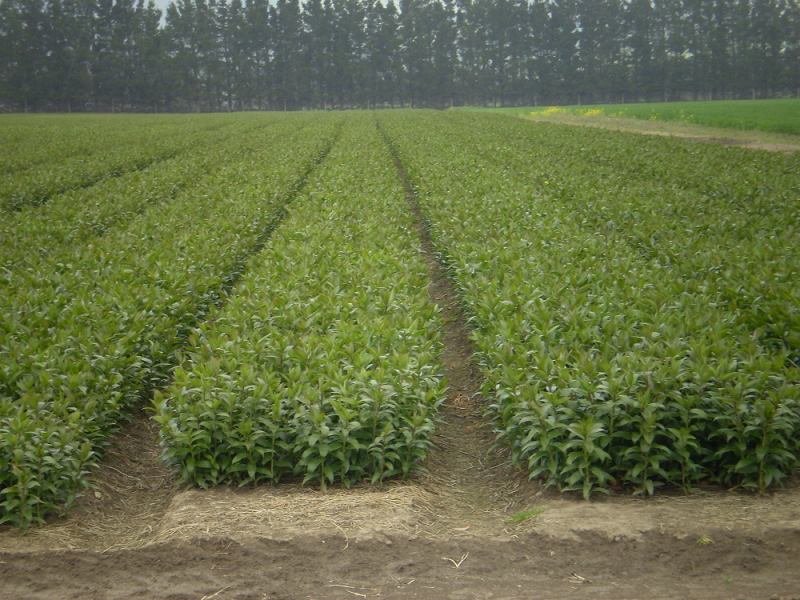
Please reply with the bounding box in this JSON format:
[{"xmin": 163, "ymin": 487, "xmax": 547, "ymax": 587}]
[
  {"xmin": 0, "ymin": 114, "xmax": 341, "ymax": 527},
  {"xmin": 380, "ymin": 110, "xmax": 800, "ymax": 497},
  {"xmin": 3, "ymin": 109, "xmax": 797, "ymax": 529},
  {"xmin": 0, "ymin": 115, "xmax": 237, "ymax": 211},
  {"xmin": 157, "ymin": 116, "xmax": 446, "ymax": 487}
]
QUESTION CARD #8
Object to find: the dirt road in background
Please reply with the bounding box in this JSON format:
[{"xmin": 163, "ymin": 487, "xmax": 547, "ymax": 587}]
[{"xmin": 525, "ymin": 112, "xmax": 800, "ymax": 153}]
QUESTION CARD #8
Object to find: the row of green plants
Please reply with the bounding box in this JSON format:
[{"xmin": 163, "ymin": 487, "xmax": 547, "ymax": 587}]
[
  {"xmin": 157, "ymin": 117, "xmax": 445, "ymax": 488},
  {"xmin": 432, "ymin": 112, "xmax": 800, "ymax": 363},
  {"xmin": 0, "ymin": 116, "xmax": 237, "ymax": 211},
  {"xmin": 380, "ymin": 111, "xmax": 800, "ymax": 498},
  {"xmin": 0, "ymin": 114, "xmax": 341, "ymax": 528},
  {"xmin": 462, "ymin": 110, "xmax": 800, "ymax": 229},
  {"xmin": 0, "ymin": 116, "xmax": 289, "ymax": 281},
  {"xmin": 0, "ymin": 114, "xmax": 231, "ymax": 175},
  {"xmin": 451, "ymin": 111, "xmax": 799, "ymax": 228}
]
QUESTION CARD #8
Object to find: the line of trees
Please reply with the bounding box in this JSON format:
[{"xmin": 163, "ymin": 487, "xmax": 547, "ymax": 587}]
[{"xmin": 1, "ymin": 0, "xmax": 799, "ymax": 111}]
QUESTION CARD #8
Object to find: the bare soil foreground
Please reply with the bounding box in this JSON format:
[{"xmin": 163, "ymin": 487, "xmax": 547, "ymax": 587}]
[
  {"xmin": 1, "ymin": 411, "xmax": 799, "ymax": 599},
  {"xmin": 524, "ymin": 112, "xmax": 800, "ymax": 153}
]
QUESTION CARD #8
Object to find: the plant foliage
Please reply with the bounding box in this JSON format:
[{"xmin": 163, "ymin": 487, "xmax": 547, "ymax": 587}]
[
  {"xmin": 380, "ymin": 110, "xmax": 800, "ymax": 498},
  {"xmin": 0, "ymin": 114, "xmax": 340, "ymax": 527},
  {"xmin": 156, "ymin": 117, "xmax": 445, "ymax": 488}
]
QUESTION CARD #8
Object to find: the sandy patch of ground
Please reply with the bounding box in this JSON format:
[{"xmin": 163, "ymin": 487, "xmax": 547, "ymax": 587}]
[{"xmin": 526, "ymin": 112, "xmax": 800, "ymax": 153}]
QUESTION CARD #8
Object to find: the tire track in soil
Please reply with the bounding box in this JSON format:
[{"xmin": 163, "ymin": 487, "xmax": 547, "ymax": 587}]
[
  {"xmin": 0, "ymin": 122, "xmax": 344, "ymax": 552},
  {"xmin": 376, "ymin": 120, "xmax": 538, "ymax": 536}
]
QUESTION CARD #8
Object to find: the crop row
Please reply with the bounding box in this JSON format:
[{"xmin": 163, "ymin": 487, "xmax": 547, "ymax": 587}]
[
  {"xmin": 451, "ymin": 112, "xmax": 799, "ymax": 223},
  {"xmin": 156, "ymin": 116, "xmax": 445, "ymax": 488},
  {"xmin": 0, "ymin": 116, "xmax": 238, "ymax": 211},
  {"xmin": 0, "ymin": 115, "xmax": 230, "ymax": 174},
  {"xmin": 0, "ymin": 115, "xmax": 296, "ymax": 280},
  {"xmin": 379, "ymin": 111, "xmax": 800, "ymax": 497},
  {"xmin": 430, "ymin": 112, "xmax": 800, "ymax": 360},
  {"xmin": 0, "ymin": 115, "xmax": 341, "ymax": 527}
]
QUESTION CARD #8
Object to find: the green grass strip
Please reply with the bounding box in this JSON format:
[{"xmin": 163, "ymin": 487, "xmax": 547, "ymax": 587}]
[{"xmin": 479, "ymin": 99, "xmax": 800, "ymax": 136}]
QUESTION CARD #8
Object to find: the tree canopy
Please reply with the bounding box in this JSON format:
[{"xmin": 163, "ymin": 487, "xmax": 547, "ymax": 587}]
[{"xmin": 1, "ymin": 0, "xmax": 798, "ymax": 111}]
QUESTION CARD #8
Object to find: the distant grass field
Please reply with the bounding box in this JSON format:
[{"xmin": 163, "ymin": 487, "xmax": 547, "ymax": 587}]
[{"xmin": 471, "ymin": 99, "xmax": 800, "ymax": 136}]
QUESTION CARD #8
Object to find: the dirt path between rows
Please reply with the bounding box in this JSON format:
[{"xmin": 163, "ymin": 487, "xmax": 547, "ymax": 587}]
[
  {"xmin": 1, "ymin": 124, "xmax": 799, "ymax": 598},
  {"xmin": 524, "ymin": 113, "xmax": 800, "ymax": 153}
]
